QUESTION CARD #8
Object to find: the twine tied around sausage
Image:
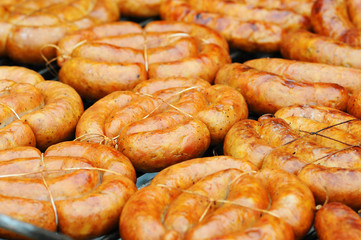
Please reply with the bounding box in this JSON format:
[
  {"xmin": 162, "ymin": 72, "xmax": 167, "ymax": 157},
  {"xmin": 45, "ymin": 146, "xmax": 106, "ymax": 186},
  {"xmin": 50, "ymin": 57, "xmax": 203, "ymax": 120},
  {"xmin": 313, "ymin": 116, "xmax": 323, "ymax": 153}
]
[
  {"xmin": 0, "ymin": 103, "xmax": 21, "ymax": 121},
  {"xmin": 75, "ymin": 86, "xmax": 201, "ymax": 148},
  {"xmin": 40, "ymin": 29, "xmax": 208, "ymax": 78},
  {"xmin": 0, "ymin": 154, "xmax": 124, "ymax": 230},
  {"xmin": 156, "ymin": 170, "xmax": 281, "ymax": 224}
]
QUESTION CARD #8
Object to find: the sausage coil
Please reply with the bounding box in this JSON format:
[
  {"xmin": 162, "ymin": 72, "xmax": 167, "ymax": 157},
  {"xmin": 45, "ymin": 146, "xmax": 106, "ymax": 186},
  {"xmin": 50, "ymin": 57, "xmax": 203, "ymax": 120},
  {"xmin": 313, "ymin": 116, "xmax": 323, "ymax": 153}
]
[
  {"xmin": 224, "ymin": 105, "xmax": 361, "ymax": 209},
  {"xmin": 76, "ymin": 77, "xmax": 248, "ymax": 172},
  {"xmin": 120, "ymin": 157, "xmax": 314, "ymax": 240},
  {"xmin": 0, "ymin": 66, "xmax": 83, "ymax": 151},
  {"xmin": 0, "ymin": 0, "xmax": 119, "ymax": 64},
  {"xmin": 57, "ymin": 21, "xmax": 230, "ymax": 100},
  {"xmin": 0, "ymin": 141, "xmax": 137, "ymax": 239}
]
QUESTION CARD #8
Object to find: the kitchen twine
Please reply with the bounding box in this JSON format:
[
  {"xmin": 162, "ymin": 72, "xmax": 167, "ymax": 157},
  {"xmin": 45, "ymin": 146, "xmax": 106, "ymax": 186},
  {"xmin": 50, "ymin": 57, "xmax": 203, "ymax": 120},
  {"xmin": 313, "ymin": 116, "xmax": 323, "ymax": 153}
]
[
  {"xmin": 155, "ymin": 170, "xmax": 281, "ymax": 224},
  {"xmin": 75, "ymin": 86, "xmax": 199, "ymax": 147},
  {"xmin": 40, "ymin": 29, "xmax": 209, "ymax": 77}
]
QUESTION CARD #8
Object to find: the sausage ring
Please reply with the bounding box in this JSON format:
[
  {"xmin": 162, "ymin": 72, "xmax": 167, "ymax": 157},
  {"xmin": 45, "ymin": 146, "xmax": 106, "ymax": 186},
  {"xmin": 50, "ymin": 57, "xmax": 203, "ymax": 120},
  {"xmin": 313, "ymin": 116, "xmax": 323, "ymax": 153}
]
[
  {"xmin": 215, "ymin": 63, "xmax": 349, "ymax": 114},
  {"xmin": 224, "ymin": 105, "xmax": 361, "ymax": 209},
  {"xmin": 57, "ymin": 20, "xmax": 230, "ymax": 100},
  {"xmin": 120, "ymin": 156, "xmax": 314, "ymax": 240},
  {"xmin": 0, "ymin": 141, "xmax": 137, "ymax": 239},
  {"xmin": 0, "ymin": 0, "xmax": 119, "ymax": 64},
  {"xmin": 0, "ymin": 66, "xmax": 83, "ymax": 151},
  {"xmin": 76, "ymin": 77, "xmax": 248, "ymax": 172},
  {"xmin": 160, "ymin": 0, "xmax": 310, "ymax": 52}
]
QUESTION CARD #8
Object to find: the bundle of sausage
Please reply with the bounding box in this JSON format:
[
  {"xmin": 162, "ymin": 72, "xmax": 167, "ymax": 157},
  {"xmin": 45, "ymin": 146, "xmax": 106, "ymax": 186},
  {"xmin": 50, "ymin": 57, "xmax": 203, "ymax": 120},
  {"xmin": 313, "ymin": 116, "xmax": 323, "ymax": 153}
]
[
  {"xmin": 0, "ymin": 66, "xmax": 83, "ymax": 151},
  {"xmin": 0, "ymin": 0, "xmax": 119, "ymax": 64},
  {"xmin": 56, "ymin": 20, "xmax": 231, "ymax": 100},
  {"xmin": 224, "ymin": 105, "xmax": 361, "ymax": 209},
  {"xmin": 0, "ymin": 141, "xmax": 137, "ymax": 239},
  {"xmin": 120, "ymin": 156, "xmax": 315, "ymax": 240},
  {"xmin": 76, "ymin": 77, "xmax": 248, "ymax": 172},
  {"xmin": 160, "ymin": 0, "xmax": 313, "ymax": 52}
]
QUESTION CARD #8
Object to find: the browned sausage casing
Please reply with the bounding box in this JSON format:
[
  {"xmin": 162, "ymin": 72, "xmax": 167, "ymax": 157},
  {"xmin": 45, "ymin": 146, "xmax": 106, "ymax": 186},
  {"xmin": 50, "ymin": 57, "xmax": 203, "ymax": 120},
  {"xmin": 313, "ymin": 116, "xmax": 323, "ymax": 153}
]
[
  {"xmin": 281, "ymin": 30, "xmax": 361, "ymax": 69},
  {"xmin": 160, "ymin": 0, "xmax": 311, "ymax": 52},
  {"xmin": 0, "ymin": 0, "xmax": 119, "ymax": 64},
  {"xmin": 115, "ymin": 0, "xmax": 160, "ymax": 17},
  {"xmin": 215, "ymin": 63, "xmax": 348, "ymax": 114},
  {"xmin": 224, "ymin": 105, "xmax": 361, "ymax": 209},
  {"xmin": 245, "ymin": 58, "xmax": 361, "ymax": 94},
  {"xmin": 0, "ymin": 141, "xmax": 137, "ymax": 239},
  {"xmin": 120, "ymin": 160, "xmax": 314, "ymax": 240},
  {"xmin": 315, "ymin": 202, "xmax": 361, "ymax": 240},
  {"xmin": 76, "ymin": 77, "xmax": 248, "ymax": 172},
  {"xmin": 0, "ymin": 67, "xmax": 83, "ymax": 151},
  {"xmin": 58, "ymin": 21, "xmax": 230, "ymax": 100},
  {"xmin": 311, "ymin": 0, "xmax": 361, "ymax": 47}
]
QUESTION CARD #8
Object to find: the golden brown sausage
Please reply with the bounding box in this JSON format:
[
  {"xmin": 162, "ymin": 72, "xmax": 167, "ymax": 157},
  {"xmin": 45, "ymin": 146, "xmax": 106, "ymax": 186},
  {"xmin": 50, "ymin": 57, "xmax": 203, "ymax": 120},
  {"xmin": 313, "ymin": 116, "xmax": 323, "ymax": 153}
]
[
  {"xmin": 120, "ymin": 162, "xmax": 314, "ymax": 240},
  {"xmin": 0, "ymin": 141, "xmax": 137, "ymax": 239},
  {"xmin": 215, "ymin": 63, "xmax": 349, "ymax": 114},
  {"xmin": 77, "ymin": 77, "xmax": 247, "ymax": 172},
  {"xmin": 311, "ymin": 0, "xmax": 361, "ymax": 47},
  {"xmin": 281, "ymin": 30, "xmax": 361, "ymax": 68},
  {"xmin": 347, "ymin": 0, "xmax": 361, "ymax": 28},
  {"xmin": 115, "ymin": 0, "xmax": 160, "ymax": 17},
  {"xmin": 314, "ymin": 202, "xmax": 361, "ymax": 240},
  {"xmin": 348, "ymin": 89, "xmax": 361, "ymax": 118},
  {"xmin": 0, "ymin": 67, "xmax": 83, "ymax": 151},
  {"xmin": 160, "ymin": 0, "xmax": 283, "ymax": 52},
  {"xmin": 239, "ymin": 0, "xmax": 316, "ymax": 17},
  {"xmin": 0, "ymin": 0, "xmax": 119, "ymax": 64},
  {"xmin": 57, "ymin": 21, "xmax": 230, "ymax": 100},
  {"xmin": 225, "ymin": 105, "xmax": 361, "ymax": 209},
  {"xmin": 22, "ymin": 81, "xmax": 84, "ymax": 150},
  {"xmin": 245, "ymin": 58, "xmax": 361, "ymax": 94}
]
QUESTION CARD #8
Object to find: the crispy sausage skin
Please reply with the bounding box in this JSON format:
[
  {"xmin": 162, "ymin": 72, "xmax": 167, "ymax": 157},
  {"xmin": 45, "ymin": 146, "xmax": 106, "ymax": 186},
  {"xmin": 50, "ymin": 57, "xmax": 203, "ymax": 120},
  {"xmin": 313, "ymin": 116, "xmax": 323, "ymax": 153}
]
[
  {"xmin": 348, "ymin": 89, "xmax": 361, "ymax": 118},
  {"xmin": 314, "ymin": 202, "xmax": 361, "ymax": 240},
  {"xmin": 245, "ymin": 58, "xmax": 361, "ymax": 94},
  {"xmin": 0, "ymin": 142, "xmax": 137, "ymax": 239},
  {"xmin": 120, "ymin": 160, "xmax": 314, "ymax": 240},
  {"xmin": 215, "ymin": 63, "xmax": 349, "ymax": 114},
  {"xmin": 58, "ymin": 21, "xmax": 230, "ymax": 100},
  {"xmin": 225, "ymin": 105, "xmax": 361, "ymax": 209},
  {"xmin": 311, "ymin": 0, "xmax": 361, "ymax": 47},
  {"xmin": 0, "ymin": 67, "xmax": 83, "ymax": 151},
  {"xmin": 76, "ymin": 77, "xmax": 247, "ymax": 172},
  {"xmin": 347, "ymin": 0, "xmax": 361, "ymax": 28},
  {"xmin": 115, "ymin": 0, "xmax": 160, "ymax": 17},
  {"xmin": 239, "ymin": 0, "xmax": 316, "ymax": 17},
  {"xmin": 23, "ymin": 81, "xmax": 84, "ymax": 150},
  {"xmin": 281, "ymin": 30, "xmax": 361, "ymax": 68},
  {"xmin": 160, "ymin": 0, "xmax": 311, "ymax": 52},
  {"xmin": 0, "ymin": 0, "xmax": 119, "ymax": 64}
]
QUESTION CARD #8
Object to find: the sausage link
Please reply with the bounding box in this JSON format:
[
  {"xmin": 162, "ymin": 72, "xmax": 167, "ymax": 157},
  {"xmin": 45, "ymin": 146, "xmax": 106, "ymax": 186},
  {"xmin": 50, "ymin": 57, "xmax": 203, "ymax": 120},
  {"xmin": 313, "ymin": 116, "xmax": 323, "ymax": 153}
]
[
  {"xmin": 215, "ymin": 63, "xmax": 349, "ymax": 114},
  {"xmin": 245, "ymin": 58, "xmax": 361, "ymax": 94},
  {"xmin": 315, "ymin": 202, "xmax": 361, "ymax": 240},
  {"xmin": 281, "ymin": 30, "xmax": 361, "ymax": 68}
]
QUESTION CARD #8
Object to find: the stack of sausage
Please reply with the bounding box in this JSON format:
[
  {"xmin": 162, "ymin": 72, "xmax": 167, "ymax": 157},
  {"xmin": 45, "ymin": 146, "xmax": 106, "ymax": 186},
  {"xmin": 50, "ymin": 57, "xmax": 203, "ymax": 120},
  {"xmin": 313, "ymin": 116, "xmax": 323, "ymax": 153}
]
[{"xmin": 0, "ymin": 0, "xmax": 360, "ymax": 239}]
